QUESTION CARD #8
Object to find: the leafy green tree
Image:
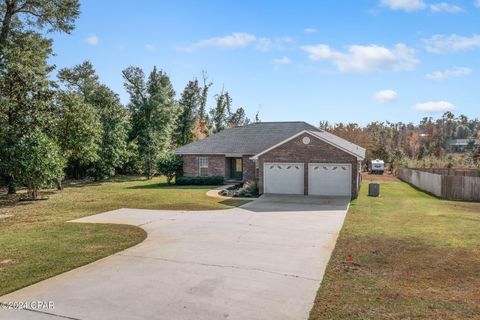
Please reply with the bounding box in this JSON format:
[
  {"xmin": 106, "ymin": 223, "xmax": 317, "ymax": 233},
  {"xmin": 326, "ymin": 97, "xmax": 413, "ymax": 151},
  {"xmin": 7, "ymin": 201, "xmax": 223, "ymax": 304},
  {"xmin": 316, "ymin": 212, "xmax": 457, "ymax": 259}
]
[
  {"xmin": 0, "ymin": 0, "xmax": 79, "ymax": 193},
  {"xmin": 0, "ymin": 0, "xmax": 79, "ymax": 51},
  {"xmin": 122, "ymin": 66, "xmax": 178, "ymax": 178},
  {"xmin": 157, "ymin": 153, "xmax": 183, "ymax": 184},
  {"xmin": 56, "ymin": 92, "xmax": 102, "ymax": 178},
  {"xmin": 121, "ymin": 137, "xmax": 143, "ymax": 174},
  {"xmin": 89, "ymin": 85, "xmax": 130, "ymax": 179},
  {"xmin": 0, "ymin": 31, "xmax": 57, "ymax": 193},
  {"xmin": 174, "ymin": 79, "xmax": 201, "ymax": 146},
  {"xmin": 12, "ymin": 129, "xmax": 65, "ymax": 199},
  {"xmin": 58, "ymin": 61, "xmax": 99, "ymax": 98},
  {"xmin": 58, "ymin": 61, "xmax": 130, "ymax": 179},
  {"xmin": 0, "ymin": 32, "xmax": 56, "ymax": 133}
]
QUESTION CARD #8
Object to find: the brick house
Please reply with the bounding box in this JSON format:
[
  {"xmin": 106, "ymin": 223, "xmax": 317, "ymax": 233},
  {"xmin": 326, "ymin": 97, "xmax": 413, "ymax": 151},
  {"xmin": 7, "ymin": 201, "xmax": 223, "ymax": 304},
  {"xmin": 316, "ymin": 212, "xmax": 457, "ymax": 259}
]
[{"xmin": 175, "ymin": 122, "xmax": 366, "ymax": 198}]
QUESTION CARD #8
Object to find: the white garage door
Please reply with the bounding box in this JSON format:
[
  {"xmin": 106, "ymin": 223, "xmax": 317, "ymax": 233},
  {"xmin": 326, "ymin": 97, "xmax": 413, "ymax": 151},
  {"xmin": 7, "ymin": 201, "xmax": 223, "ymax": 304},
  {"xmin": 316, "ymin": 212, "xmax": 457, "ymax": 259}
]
[
  {"xmin": 264, "ymin": 163, "xmax": 304, "ymax": 194},
  {"xmin": 308, "ymin": 163, "xmax": 351, "ymax": 196}
]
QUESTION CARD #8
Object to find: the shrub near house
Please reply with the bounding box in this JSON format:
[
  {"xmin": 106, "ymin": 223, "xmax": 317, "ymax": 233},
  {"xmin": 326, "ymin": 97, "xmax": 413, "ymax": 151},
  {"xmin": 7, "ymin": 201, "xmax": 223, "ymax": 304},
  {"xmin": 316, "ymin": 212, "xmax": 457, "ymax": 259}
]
[
  {"xmin": 176, "ymin": 176, "xmax": 224, "ymax": 185},
  {"xmin": 157, "ymin": 154, "xmax": 183, "ymax": 184}
]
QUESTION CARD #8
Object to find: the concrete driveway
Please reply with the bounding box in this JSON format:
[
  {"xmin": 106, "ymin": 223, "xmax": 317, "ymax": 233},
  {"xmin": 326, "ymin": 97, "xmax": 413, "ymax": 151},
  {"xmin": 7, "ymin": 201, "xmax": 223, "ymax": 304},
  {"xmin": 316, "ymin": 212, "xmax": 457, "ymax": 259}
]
[{"xmin": 0, "ymin": 195, "xmax": 349, "ymax": 320}]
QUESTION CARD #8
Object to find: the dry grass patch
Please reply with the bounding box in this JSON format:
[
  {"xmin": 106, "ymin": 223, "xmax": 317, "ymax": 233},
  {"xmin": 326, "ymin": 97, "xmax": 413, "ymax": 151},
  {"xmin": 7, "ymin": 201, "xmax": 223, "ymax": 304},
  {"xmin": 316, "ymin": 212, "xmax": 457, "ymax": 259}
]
[{"xmin": 310, "ymin": 180, "xmax": 480, "ymax": 320}]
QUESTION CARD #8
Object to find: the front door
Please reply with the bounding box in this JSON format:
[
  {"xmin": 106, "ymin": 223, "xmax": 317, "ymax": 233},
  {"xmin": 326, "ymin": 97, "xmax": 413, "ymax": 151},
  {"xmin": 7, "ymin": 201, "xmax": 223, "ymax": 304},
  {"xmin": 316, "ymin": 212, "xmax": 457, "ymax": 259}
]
[{"xmin": 230, "ymin": 158, "xmax": 243, "ymax": 180}]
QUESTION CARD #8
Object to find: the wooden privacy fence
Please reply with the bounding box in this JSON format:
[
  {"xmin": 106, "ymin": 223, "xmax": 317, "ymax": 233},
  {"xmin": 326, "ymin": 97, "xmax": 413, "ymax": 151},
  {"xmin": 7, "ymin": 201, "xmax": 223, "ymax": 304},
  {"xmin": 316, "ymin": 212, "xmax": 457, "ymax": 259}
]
[{"xmin": 398, "ymin": 168, "xmax": 480, "ymax": 201}]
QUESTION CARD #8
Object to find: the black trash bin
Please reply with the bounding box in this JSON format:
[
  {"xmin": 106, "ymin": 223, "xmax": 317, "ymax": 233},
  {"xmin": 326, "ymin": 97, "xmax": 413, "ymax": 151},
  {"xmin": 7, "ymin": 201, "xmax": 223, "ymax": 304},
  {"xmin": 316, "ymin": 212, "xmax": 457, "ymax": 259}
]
[{"xmin": 368, "ymin": 183, "xmax": 380, "ymax": 197}]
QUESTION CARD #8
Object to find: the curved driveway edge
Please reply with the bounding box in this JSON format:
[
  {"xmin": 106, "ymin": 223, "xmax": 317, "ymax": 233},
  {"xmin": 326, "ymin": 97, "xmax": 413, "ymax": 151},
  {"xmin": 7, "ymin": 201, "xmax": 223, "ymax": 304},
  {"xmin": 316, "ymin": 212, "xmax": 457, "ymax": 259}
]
[
  {"xmin": 0, "ymin": 195, "xmax": 349, "ymax": 320},
  {"xmin": 205, "ymin": 185, "xmax": 256, "ymax": 201}
]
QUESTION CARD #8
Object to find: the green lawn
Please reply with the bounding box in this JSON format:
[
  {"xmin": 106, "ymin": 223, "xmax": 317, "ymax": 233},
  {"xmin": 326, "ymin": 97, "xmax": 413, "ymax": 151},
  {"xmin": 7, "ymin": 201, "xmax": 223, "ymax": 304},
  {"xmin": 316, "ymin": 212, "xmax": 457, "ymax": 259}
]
[
  {"xmin": 0, "ymin": 176, "xmax": 247, "ymax": 296},
  {"xmin": 309, "ymin": 179, "xmax": 480, "ymax": 320}
]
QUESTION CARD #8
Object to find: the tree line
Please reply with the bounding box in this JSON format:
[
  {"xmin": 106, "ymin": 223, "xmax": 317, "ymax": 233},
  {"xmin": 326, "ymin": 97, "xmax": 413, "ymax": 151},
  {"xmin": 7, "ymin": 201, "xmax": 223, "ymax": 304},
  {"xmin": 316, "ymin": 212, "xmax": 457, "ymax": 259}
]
[
  {"xmin": 321, "ymin": 112, "xmax": 480, "ymax": 171},
  {"xmin": 3, "ymin": 1, "xmax": 477, "ymax": 199},
  {"xmin": 0, "ymin": 0, "xmax": 252, "ymax": 198}
]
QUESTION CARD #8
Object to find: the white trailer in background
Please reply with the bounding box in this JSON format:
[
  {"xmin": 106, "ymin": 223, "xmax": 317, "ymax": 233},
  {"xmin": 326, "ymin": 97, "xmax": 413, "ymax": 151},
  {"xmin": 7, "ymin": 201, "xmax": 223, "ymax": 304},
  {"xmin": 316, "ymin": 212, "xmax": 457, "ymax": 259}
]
[{"xmin": 369, "ymin": 159, "xmax": 385, "ymax": 175}]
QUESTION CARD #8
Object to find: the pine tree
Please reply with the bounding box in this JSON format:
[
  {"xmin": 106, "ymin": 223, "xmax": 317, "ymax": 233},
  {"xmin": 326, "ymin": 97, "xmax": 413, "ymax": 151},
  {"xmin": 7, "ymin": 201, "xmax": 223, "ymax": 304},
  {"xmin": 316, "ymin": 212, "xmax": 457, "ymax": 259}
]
[
  {"xmin": 58, "ymin": 61, "xmax": 130, "ymax": 179},
  {"xmin": 210, "ymin": 90, "xmax": 232, "ymax": 133},
  {"xmin": 0, "ymin": 0, "xmax": 80, "ymax": 52},
  {"xmin": 0, "ymin": 32, "xmax": 59, "ymax": 193},
  {"xmin": 56, "ymin": 92, "xmax": 102, "ymax": 179},
  {"xmin": 228, "ymin": 107, "xmax": 250, "ymax": 127},
  {"xmin": 198, "ymin": 70, "xmax": 212, "ymax": 122},
  {"xmin": 123, "ymin": 66, "xmax": 178, "ymax": 178},
  {"xmin": 174, "ymin": 79, "xmax": 201, "ymax": 146}
]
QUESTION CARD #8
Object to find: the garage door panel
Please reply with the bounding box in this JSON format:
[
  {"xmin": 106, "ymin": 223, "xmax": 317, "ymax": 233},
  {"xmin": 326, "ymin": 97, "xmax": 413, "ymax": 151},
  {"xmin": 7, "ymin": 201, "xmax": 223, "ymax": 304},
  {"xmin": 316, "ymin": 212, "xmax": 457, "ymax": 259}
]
[
  {"xmin": 264, "ymin": 163, "xmax": 304, "ymax": 194},
  {"xmin": 309, "ymin": 163, "xmax": 351, "ymax": 196}
]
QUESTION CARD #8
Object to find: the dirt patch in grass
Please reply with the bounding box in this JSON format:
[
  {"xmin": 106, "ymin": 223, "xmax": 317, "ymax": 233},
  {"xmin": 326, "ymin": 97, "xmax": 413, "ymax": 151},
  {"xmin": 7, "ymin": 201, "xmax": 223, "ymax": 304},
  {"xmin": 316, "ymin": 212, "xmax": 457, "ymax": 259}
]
[{"xmin": 0, "ymin": 259, "xmax": 14, "ymax": 271}]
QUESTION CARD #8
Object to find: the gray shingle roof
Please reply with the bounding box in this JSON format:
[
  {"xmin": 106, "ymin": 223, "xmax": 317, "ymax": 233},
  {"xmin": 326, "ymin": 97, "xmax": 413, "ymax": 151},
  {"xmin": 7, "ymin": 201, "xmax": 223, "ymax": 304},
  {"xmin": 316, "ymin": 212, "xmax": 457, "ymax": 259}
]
[
  {"xmin": 175, "ymin": 121, "xmax": 319, "ymax": 155},
  {"xmin": 175, "ymin": 121, "xmax": 366, "ymax": 159},
  {"xmin": 309, "ymin": 130, "xmax": 366, "ymax": 159}
]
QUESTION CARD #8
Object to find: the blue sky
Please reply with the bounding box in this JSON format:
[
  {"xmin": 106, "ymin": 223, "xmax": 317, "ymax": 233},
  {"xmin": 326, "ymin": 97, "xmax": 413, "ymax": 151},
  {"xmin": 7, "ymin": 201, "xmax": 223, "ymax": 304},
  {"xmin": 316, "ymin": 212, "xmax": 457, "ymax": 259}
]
[{"xmin": 50, "ymin": 0, "xmax": 480, "ymax": 125}]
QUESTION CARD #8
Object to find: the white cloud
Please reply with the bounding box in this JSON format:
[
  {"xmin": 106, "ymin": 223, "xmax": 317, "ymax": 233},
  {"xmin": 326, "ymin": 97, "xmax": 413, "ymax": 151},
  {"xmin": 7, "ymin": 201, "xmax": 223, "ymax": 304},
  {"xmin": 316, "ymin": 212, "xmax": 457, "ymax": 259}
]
[
  {"xmin": 414, "ymin": 101, "xmax": 457, "ymax": 112},
  {"xmin": 273, "ymin": 56, "xmax": 291, "ymax": 65},
  {"xmin": 425, "ymin": 67, "xmax": 472, "ymax": 80},
  {"xmin": 381, "ymin": 0, "xmax": 464, "ymax": 13},
  {"xmin": 181, "ymin": 33, "xmax": 294, "ymax": 52},
  {"xmin": 429, "ymin": 2, "xmax": 463, "ymax": 13},
  {"xmin": 475, "ymin": 0, "xmax": 480, "ymax": 7},
  {"xmin": 423, "ymin": 34, "xmax": 480, "ymax": 53},
  {"xmin": 200, "ymin": 32, "xmax": 256, "ymax": 48},
  {"xmin": 256, "ymin": 36, "xmax": 294, "ymax": 52},
  {"xmin": 380, "ymin": 0, "xmax": 426, "ymax": 11},
  {"xmin": 301, "ymin": 43, "xmax": 418, "ymax": 72},
  {"xmin": 85, "ymin": 34, "xmax": 99, "ymax": 45},
  {"xmin": 374, "ymin": 90, "xmax": 398, "ymax": 103},
  {"xmin": 145, "ymin": 44, "xmax": 156, "ymax": 51},
  {"xmin": 181, "ymin": 32, "xmax": 256, "ymax": 52},
  {"xmin": 304, "ymin": 28, "xmax": 318, "ymax": 33}
]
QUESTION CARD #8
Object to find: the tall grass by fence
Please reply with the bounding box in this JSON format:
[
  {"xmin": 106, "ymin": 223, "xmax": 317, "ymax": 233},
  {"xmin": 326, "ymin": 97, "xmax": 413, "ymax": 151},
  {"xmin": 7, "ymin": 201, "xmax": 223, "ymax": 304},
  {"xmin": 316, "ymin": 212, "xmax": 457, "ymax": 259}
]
[{"xmin": 398, "ymin": 168, "xmax": 480, "ymax": 202}]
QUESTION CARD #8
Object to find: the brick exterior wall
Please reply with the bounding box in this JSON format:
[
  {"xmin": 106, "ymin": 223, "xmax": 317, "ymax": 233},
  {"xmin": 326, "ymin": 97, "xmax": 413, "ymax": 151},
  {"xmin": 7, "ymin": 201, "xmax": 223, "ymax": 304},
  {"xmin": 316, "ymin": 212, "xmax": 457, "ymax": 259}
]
[
  {"xmin": 242, "ymin": 155, "xmax": 256, "ymax": 182},
  {"xmin": 181, "ymin": 154, "xmax": 256, "ymax": 182},
  {"xmin": 258, "ymin": 133, "xmax": 359, "ymax": 198},
  {"xmin": 181, "ymin": 155, "xmax": 226, "ymax": 177}
]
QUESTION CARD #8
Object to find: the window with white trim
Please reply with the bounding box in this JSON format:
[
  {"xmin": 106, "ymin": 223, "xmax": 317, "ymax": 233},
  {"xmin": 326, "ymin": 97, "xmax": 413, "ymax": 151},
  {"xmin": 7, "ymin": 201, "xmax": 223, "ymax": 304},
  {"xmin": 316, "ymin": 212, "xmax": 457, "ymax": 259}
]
[{"xmin": 199, "ymin": 157, "xmax": 208, "ymax": 177}]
